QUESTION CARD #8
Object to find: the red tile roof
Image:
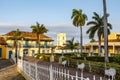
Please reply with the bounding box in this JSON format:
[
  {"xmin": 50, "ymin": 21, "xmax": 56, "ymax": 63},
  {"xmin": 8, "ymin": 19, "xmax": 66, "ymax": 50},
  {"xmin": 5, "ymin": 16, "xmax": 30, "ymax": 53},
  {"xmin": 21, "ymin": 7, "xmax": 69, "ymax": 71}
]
[
  {"xmin": 0, "ymin": 36, "xmax": 7, "ymax": 45},
  {"xmin": 4, "ymin": 31, "xmax": 53, "ymax": 41},
  {"xmin": 95, "ymin": 39, "xmax": 120, "ymax": 42}
]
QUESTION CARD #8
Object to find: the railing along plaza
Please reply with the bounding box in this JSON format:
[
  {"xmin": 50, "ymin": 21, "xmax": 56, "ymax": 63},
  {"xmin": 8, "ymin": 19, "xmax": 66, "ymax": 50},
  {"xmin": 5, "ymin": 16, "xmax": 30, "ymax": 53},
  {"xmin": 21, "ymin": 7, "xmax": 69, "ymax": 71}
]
[{"xmin": 17, "ymin": 59, "xmax": 115, "ymax": 80}]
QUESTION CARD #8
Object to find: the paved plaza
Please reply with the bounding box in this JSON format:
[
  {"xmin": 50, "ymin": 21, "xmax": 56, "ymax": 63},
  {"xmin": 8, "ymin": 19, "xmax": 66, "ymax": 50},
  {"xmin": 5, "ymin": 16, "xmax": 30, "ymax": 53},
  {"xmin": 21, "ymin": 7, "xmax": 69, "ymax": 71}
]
[{"xmin": 0, "ymin": 59, "xmax": 25, "ymax": 80}]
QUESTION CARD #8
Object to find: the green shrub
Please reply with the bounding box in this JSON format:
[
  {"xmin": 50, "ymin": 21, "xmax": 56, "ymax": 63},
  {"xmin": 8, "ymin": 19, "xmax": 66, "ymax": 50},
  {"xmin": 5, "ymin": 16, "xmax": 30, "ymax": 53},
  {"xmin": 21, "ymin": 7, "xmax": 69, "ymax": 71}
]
[
  {"xmin": 34, "ymin": 53, "xmax": 50, "ymax": 61},
  {"xmin": 53, "ymin": 54, "xmax": 120, "ymax": 80},
  {"xmin": 71, "ymin": 56, "xmax": 118, "ymax": 63},
  {"xmin": 93, "ymin": 53, "xmax": 98, "ymax": 56},
  {"xmin": 113, "ymin": 54, "xmax": 120, "ymax": 64},
  {"xmin": 68, "ymin": 59, "xmax": 120, "ymax": 80},
  {"xmin": 81, "ymin": 53, "xmax": 88, "ymax": 57},
  {"xmin": 71, "ymin": 56, "xmax": 85, "ymax": 60},
  {"xmin": 86, "ymin": 57, "xmax": 104, "ymax": 62}
]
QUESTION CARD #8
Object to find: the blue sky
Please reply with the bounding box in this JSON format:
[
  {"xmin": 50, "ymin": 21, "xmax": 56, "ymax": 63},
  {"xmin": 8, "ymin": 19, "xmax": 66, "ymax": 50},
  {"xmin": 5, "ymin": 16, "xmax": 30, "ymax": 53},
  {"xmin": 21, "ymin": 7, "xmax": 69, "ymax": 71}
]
[{"xmin": 0, "ymin": 0, "xmax": 120, "ymax": 44}]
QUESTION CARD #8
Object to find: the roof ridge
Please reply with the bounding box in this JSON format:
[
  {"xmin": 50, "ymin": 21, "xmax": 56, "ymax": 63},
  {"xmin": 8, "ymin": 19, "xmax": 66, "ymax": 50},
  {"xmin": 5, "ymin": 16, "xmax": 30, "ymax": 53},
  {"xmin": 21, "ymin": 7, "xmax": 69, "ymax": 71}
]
[{"xmin": 3, "ymin": 30, "xmax": 53, "ymax": 41}]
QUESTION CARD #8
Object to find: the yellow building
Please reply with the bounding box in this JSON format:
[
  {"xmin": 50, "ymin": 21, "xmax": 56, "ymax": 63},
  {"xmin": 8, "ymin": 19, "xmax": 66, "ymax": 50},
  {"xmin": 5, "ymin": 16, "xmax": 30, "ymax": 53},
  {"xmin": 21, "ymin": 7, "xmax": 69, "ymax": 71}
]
[
  {"xmin": 84, "ymin": 32, "xmax": 120, "ymax": 56},
  {"xmin": 57, "ymin": 33, "xmax": 66, "ymax": 46},
  {"xmin": 2, "ymin": 30, "xmax": 53, "ymax": 59},
  {"xmin": 0, "ymin": 36, "xmax": 7, "ymax": 59}
]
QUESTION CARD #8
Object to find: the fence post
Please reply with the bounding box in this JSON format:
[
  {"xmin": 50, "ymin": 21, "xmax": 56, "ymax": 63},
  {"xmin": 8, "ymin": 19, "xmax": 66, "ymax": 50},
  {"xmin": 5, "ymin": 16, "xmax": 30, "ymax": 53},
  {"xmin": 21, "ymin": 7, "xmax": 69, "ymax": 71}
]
[
  {"xmin": 24, "ymin": 61, "xmax": 26, "ymax": 74},
  {"xmin": 93, "ymin": 75, "xmax": 95, "ymax": 80},
  {"xmin": 89, "ymin": 62, "xmax": 91, "ymax": 72},
  {"xmin": 50, "ymin": 64, "xmax": 53, "ymax": 80},
  {"xmin": 81, "ymin": 69, "xmax": 83, "ymax": 80},
  {"xmin": 67, "ymin": 70, "xmax": 69, "ymax": 79},
  {"xmin": 21, "ymin": 57, "xmax": 23, "ymax": 70},
  {"xmin": 100, "ymin": 77, "xmax": 102, "ymax": 80},
  {"xmin": 29, "ymin": 62, "xmax": 31, "ymax": 76},
  {"xmin": 76, "ymin": 71, "xmax": 78, "ymax": 80},
  {"xmin": 64, "ymin": 69, "xmax": 66, "ymax": 79},
  {"xmin": 62, "ymin": 68, "xmax": 64, "ymax": 78},
  {"xmin": 86, "ymin": 78, "xmax": 90, "ymax": 80},
  {"xmin": 35, "ymin": 63, "xmax": 38, "ymax": 80}
]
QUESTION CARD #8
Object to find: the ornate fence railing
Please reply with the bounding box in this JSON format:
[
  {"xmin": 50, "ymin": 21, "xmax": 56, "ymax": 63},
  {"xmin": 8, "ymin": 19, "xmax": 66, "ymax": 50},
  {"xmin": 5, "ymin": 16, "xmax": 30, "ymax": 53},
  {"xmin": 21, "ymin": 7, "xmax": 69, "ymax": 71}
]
[{"xmin": 17, "ymin": 59, "xmax": 111, "ymax": 80}]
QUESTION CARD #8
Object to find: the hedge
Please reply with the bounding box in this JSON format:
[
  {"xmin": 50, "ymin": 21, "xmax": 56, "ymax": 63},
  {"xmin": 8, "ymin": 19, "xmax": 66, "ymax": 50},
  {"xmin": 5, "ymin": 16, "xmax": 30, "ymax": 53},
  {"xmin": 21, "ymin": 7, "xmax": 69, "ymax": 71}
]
[
  {"xmin": 62, "ymin": 58, "xmax": 120, "ymax": 80},
  {"xmin": 35, "ymin": 54, "xmax": 120, "ymax": 80}
]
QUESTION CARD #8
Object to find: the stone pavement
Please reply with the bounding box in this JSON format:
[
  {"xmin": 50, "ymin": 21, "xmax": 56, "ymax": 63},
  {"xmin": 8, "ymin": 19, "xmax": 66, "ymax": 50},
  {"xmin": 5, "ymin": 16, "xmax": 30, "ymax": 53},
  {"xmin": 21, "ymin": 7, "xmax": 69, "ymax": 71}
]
[
  {"xmin": 0, "ymin": 59, "xmax": 13, "ymax": 69},
  {"xmin": 0, "ymin": 59, "xmax": 25, "ymax": 80},
  {"xmin": 0, "ymin": 64, "xmax": 25, "ymax": 80}
]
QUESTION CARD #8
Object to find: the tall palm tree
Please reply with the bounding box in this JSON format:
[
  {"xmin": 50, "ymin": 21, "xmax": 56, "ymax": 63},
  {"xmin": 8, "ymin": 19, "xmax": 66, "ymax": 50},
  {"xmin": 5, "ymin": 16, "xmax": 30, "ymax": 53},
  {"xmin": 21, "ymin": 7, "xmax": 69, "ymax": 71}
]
[
  {"xmin": 31, "ymin": 22, "xmax": 48, "ymax": 54},
  {"xmin": 65, "ymin": 37, "xmax": 79, "ymax": 52},
  {"xmin": 103, "ymin": 0, "xmax": 109, "ymax": 62},
  {"xmin": 71, "ymin": 9, "xmax": 87, "ymax": 55},
  {"xmin": 86, "ymin": 12, "xmax": 112, "ymax": 56},
  {"xmin": 8, "ymin": 29, "xmax": 21, "ymax": 63}
]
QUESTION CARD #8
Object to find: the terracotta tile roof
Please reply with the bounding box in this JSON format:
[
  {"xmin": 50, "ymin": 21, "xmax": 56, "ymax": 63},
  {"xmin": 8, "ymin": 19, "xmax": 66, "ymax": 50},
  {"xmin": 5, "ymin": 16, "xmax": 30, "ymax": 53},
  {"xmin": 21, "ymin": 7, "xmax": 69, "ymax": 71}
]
[
  {"xmin": 102, "ymin": 39, "xmax": 120, "ymax": 42},
  {"xmin": 4, "ymin": 31, "xmax": 53, "ymax": 41},
  {"xmin": 0, "ymin": 36, "xmax": 7, "ymax": 45},
  {"xmin": 95, "ymin": 39, "xmax": 120, "ymax": 42},
  {"xmin": 54, "ymin": 46, "xmax": 80, "ymax": 50}
]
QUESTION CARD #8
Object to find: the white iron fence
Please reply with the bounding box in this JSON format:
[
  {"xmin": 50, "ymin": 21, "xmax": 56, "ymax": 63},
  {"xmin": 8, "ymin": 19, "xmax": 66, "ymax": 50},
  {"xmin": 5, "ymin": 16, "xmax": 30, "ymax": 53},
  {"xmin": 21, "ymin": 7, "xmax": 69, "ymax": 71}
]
[{"xmin": 18, "ymin": 59, "xmax": 108, "ymax": 80}]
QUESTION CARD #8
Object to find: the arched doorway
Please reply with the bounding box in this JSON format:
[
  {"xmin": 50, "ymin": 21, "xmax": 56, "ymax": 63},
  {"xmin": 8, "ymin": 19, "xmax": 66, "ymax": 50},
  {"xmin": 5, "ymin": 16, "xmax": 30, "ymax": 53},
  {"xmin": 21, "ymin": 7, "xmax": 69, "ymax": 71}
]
[
  {"xmin": 0, "ymin": 48, "xmax": 2, "ymax": 58},
  {"xmin": 9, "ymin": 51, "xmax": 13, "ymax": 58},
  {"xmin": 23, "ymin": 49, "xmax": 28, "ymax": 56},
  {"xmin": 32, "ymin": 50, "xmax": 35, "ymax": 57}
]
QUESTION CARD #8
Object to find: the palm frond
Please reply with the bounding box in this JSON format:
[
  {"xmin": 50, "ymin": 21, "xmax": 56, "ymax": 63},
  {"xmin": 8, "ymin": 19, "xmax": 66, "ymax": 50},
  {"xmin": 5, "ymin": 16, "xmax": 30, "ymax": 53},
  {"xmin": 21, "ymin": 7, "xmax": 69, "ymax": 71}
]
[
  {"xmin": 107, "ymin": 23, "xmax": 112, "ymax": 29},
  {"xmin": 87, "ymin": 21, "xmax": 97, "ymax": 26},
  {"xmin": 71, "ymin": 9, "xmax": 87, "ymax": 27}
]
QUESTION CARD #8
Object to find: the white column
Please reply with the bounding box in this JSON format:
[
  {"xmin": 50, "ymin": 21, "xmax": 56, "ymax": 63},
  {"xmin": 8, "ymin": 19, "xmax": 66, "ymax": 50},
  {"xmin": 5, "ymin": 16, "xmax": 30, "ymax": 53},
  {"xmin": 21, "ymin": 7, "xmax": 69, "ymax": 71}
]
[{"xmin": 113, "ymin": 44, "xmax": 115, "ymax": 54}]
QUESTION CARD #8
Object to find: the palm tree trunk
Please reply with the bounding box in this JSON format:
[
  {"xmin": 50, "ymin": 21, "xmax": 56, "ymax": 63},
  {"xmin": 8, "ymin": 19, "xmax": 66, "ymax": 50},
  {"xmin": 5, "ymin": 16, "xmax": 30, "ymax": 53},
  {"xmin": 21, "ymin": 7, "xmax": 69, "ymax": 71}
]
[
  {"xmin": 38, "ymin": 35, "xmax": 40, "ymax": 54},
  {"xmin": 103, "ymin": 0, "xmax": 109, "ymax": 62},
  {"xmin": 15, "ymin": 41, "xmax": 18, "ymax": 63},
  {"xmin": 39, "ymin": 35, "xmax": 41, "ymax": 54},
  {"xmin": 98, "ymin": 37, "xmax": 101, "ymax": 56},
  {"xmin": 80, "ymin": 26, "xmax": 83, "ymax": 55},
  {"xmin": 38, "ymin": 40, "xmax": 40, "ymax": 54},
  {"xmin": 37, "ymin": 34, "xmax": 40, "ymax": 54}
]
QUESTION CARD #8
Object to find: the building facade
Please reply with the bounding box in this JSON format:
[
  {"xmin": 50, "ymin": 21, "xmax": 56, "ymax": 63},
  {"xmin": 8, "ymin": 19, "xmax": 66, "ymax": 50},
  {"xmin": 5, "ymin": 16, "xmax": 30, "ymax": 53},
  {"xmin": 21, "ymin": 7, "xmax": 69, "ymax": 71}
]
[
  {"xmin": 84, "ymin": 32, "xmax": 120, "ymax": 56},
  {"xmin": 0, "ymin": 30, "xmax": 53, "ymax": 59},
  {"xmin": 0, "ymin": 36, "xmax": 7, "ymax": 59}
]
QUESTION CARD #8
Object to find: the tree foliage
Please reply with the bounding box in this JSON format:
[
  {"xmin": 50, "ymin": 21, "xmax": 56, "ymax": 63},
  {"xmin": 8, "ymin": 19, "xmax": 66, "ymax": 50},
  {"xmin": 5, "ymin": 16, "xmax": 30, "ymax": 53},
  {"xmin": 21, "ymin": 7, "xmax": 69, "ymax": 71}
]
[
  {"xmin": 31, "ymin": 22, "xmax": 48, "ymax": 54},
  {"xmin": 71, "ymin": 9, "xmax": 87, "ymax": 55}
]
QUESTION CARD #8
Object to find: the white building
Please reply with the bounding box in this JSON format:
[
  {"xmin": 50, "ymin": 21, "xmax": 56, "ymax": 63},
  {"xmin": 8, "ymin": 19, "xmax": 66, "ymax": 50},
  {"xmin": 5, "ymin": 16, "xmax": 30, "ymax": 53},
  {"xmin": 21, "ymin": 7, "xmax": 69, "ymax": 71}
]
[{"xmin": 57, "ymin": 33, "xmax": 66, "ymax": 46}]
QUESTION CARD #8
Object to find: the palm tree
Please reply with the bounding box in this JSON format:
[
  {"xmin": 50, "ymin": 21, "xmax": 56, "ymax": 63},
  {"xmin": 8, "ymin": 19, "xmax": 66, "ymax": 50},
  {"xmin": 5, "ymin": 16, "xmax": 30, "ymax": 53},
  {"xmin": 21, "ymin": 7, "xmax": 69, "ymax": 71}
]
[
  {"xmin": 90, "ymin": 38, "xmax": 96, "ymax": 43},
  {"xmin": 31, "ymin": 22, "xmax": 48, "ymax": 54},
  {"xmin": 71, "ymin": 9, "xmax": 87, "ymax": 55},
  {"xmin": 86, "ymin": 12, "xmax": 112, "ymax": 56},
  {"xmin": 65, "ymin": 37, "xmax": 79, "ymax": 52},
  {"xmin": 103, "ymin": 0, "xmax": 109, "ymax": 62},
  {"xmin": 8, "ymin": 29, "xmax": 21, "ymax": 63}
]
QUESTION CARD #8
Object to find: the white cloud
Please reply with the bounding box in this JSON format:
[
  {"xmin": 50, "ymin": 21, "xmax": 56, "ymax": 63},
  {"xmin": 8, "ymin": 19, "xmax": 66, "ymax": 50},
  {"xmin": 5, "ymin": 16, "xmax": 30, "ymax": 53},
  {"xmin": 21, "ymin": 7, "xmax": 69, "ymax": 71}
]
[
  {"xmin": 0, "ymin": 22, "xmax": 30, "ymax": 27},
  {"xmin": 46, "ymin": 22, "xmax": 73, "ymax": 27},
  {"xmin": 0, "ymin": 22, "xmax": 95, "ymax": 44}
]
